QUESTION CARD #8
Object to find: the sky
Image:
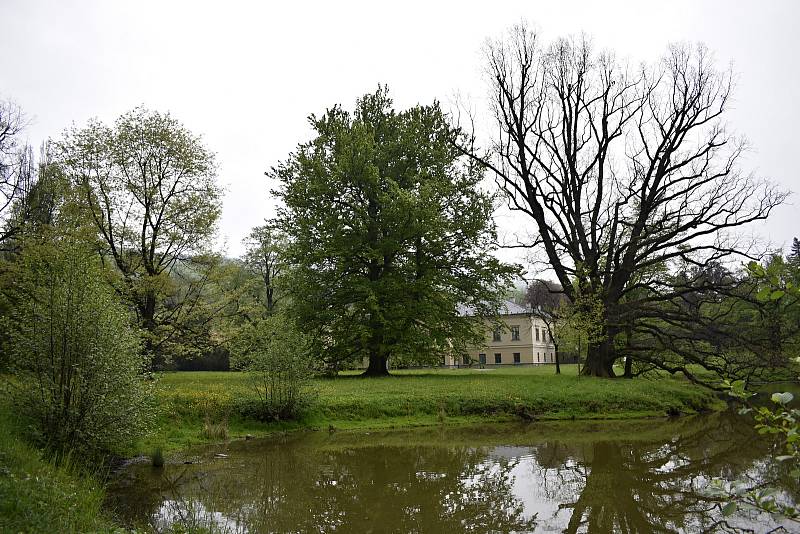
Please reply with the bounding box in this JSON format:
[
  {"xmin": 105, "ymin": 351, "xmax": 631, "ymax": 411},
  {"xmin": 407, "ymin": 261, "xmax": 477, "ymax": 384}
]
[{"xmin": 2, "ymin": 0, "xmax": 798, "ymax": 261}]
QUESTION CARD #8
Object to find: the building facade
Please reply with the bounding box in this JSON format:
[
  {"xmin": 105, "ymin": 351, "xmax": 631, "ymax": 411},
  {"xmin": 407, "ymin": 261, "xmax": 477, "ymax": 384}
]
[{"xmin": 446, "ymin": 300, "xmax": 557, "ymax": 366}]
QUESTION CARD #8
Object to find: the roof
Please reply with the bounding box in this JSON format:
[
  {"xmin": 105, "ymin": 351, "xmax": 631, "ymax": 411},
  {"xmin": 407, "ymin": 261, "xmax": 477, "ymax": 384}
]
[{"xmin": 457, "ymin": 299, "xmax": 530, "ymax": 317}]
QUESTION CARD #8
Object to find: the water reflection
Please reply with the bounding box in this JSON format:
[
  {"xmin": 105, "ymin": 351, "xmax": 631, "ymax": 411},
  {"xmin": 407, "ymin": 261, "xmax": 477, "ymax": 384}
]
[{"xmin": 107, "ymin": 413, "xmax": 796, "ymax": 533}]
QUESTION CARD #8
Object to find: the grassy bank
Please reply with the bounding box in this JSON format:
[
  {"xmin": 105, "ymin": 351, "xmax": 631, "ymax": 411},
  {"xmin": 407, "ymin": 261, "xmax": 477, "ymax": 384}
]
[
  {"xmin": 0, "ymin": 366, "xmax": 724, "ymax": 532},
  {"xmin": 0, "ymin": 409, "xmax": 117, "ymax": 534},
  {"xmin": 144, "ymin": 365, "xmax": 725, "ymax": 454}
]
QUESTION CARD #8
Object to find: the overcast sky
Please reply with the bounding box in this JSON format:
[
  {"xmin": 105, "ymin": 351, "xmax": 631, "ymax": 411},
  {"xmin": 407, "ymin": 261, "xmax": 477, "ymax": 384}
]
[{"xmin": 3, "ymin": 0, "xmax": 798, "ymax": 261}]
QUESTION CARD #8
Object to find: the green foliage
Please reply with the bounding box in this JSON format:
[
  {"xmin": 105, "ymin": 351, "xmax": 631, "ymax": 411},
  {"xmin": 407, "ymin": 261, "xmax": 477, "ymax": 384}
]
[
  {"xmin": 710, "ymin": 264, "xmax": 800, "ymax": 524},
  {"xmin": 241, "ymin": 223, "xmax": 287, "ymax": 315},
  {"xmin": 2, "ymin": 236, "xmax": 155, "ymax": 458},
  {"xmin": 273, "ymin": 86, "xmax": 516, "ymax": 372},
  {"xmin": 58, "ymin": 106, "xmax": 223, "ymax": 368},
  {"xmin": 231, "ymin": 314, "xmax": 317, "ymax": 421}
]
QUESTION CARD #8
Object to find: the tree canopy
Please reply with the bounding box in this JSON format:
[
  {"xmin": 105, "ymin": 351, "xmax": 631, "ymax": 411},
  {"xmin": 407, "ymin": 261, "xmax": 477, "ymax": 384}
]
[
  {"xmin": 273, "ymin": 87, "xmax": 516, "ymax": 375},
  {"xmin": 58, "ymin": 107, "xmax": 223, "ymax": 367}
]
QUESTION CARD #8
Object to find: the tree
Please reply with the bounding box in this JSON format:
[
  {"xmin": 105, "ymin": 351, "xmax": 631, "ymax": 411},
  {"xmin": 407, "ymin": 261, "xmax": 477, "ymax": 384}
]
[
  {"xmin": 526, "ymin": 280, "xmax": 568, "ymax": 373},
  {"xmin": 2, "ymin": 233, "xmax": 154, "ymax": 458},
  {"xmin": 465, "ymin": 25, "xmax": 787, "ymax": 376},
  {"xmin": 273, "ymin": 87, "xmax": 516, "ymax": 376},
  {"xmin": 0, "ymin": 99, "xmax": 33, "ymax": 247},
  {"xmin": 58, "ymin": 107, "xmax": 222, "ymax": 368},
  {"xmin": 790, "ymin": 238, "xmax": 800, "ymax": 267},
  {"xmin": 242, "ymin": 223, "xmax": 286, "ymax": 314}
]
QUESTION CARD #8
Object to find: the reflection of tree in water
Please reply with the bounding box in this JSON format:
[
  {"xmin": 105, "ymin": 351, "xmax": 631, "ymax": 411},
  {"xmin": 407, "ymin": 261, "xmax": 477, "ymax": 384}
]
[
  {"xmin": 531, "ymin": 414, "xmax": 789, "ymax": 533},
  {"xmin": 107, "ymin": 415, "xmax": 795, "ymax": 534},
  {"xmin": 145, "ymin": 441, "xmax": 537, "ymax": 533}
]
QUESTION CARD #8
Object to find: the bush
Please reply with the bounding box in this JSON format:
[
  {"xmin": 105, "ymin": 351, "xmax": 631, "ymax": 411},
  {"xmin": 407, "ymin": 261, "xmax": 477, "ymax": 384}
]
[
  {"xmin": 231, "ymin": 314, "xmax": 317, "ymax": 421},
  {"xmin": 2, "ymin": 238, "xmax": 155, "ymax": 458}
]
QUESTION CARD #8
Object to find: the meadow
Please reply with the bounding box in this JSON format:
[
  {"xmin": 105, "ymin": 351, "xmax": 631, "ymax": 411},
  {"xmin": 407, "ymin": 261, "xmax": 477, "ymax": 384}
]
[{"xmin": 145, "ymin": 365, "xmax": 724, "ymax": 453}]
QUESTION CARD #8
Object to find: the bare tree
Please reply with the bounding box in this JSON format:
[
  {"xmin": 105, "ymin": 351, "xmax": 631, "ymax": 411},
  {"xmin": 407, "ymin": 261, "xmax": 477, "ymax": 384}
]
[
  {"xmin": 526, "ymin": 280, "xmax": 567, "ymax": 374},
  {"xmin": 463, "ymin": 24, "xmax": 788, "ymax": 377},
  {"xmin": 0, "ymin": 99, "xmax": 33, "ymax": 246}
]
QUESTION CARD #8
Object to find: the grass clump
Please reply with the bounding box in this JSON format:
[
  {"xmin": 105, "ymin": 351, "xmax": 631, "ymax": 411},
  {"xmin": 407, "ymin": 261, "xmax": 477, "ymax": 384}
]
[
  {"xmin": 202, "ymin": 415, "xmax": 229, "ymax": 440},
  {"xmin": 151, "ymin": 447, "xmax": 165, "ymax": 468}
]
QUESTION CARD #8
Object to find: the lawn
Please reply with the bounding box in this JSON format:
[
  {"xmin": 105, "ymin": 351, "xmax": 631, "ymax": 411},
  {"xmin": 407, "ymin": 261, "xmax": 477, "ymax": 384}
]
[{"xmin": 145, "ymin": 365, "xmax": 725, "ymax": 454}]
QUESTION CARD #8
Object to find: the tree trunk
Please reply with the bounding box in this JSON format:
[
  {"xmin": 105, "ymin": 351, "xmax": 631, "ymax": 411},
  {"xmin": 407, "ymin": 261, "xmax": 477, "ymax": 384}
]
[
  {"xmin": 362, "ymin": 352, "xmax": 390, "ymax": 377},
  {"xmin": 623, "ymin": 355, "xmax": 633, "ymax": 378},
  {"xmin": 554, "ymin": 343, "xmax": 561, "ymax": 374},
  {"xmin": 581, "ymin": 336, "xmax": 616, "ymax": 377},
  {"xmin": 622, "ymin": 328, "xmax": 633, "ymax": 378},
  {"xmin": 140, "ymin": 291, "xmax": 162, "ymax": 371}
]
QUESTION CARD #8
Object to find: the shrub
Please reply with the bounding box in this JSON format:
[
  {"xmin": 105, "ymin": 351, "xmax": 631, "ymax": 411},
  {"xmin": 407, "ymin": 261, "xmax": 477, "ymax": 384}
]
[
  {"xmin": 2, "ymin": 238, "xmax": 155, "ymax": 458},
  {"xmin": 231, "ymin": 313, "xmax": 317, "ymax": 421}
]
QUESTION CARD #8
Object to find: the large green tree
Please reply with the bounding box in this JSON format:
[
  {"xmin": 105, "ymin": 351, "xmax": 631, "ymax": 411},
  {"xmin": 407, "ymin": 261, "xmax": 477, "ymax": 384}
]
[
  {"xmin": 273, "ymin": 88, "xmax": 515, "ymax": 376},
  {"xmin": 58, "ymin": 107, "xmax": 222, "ymax": 368}
]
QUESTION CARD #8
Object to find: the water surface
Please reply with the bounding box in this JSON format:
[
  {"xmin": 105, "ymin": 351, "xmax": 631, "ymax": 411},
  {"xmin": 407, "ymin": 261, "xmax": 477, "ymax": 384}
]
[{"xmin": 107, "ymin": 413, "xmax": 797, "ymax": 533}]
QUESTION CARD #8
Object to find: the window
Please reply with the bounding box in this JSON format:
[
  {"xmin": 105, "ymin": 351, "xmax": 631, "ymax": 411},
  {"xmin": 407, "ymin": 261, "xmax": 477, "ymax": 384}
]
[
  {"xmin": 511, "ymin": 325, "xmax": 520, "ymax": 341},
  {"xmin": 463, "ymin": 355, "xmax": 470, "ymax": 365},
  {"xmin": 479, "ymin": 353, "xmax": 486, "ymax": 365},
  {"xmin": 513, "ymin": 353, "xmax": 521, "ymax": 364},
  {"xmin": 494, "ymin": 353, "xmax": 502, "ymax": 364},
  {"xmin": 535, "ymin": 326, "xmax": 540, "ymax": 341},
  {"xmin": 537, "ymin": 352, "xmax": 540, "ymax": 362},
  {"xmin": 492, "ymin": 328, "xmax": 501, "ymax": 342}
]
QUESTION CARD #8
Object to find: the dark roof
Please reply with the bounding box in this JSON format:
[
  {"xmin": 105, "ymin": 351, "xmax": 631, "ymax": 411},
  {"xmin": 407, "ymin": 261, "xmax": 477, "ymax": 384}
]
[{"xmin": 457, "ymin": 299, "xmax": 529, "ymax": 317}]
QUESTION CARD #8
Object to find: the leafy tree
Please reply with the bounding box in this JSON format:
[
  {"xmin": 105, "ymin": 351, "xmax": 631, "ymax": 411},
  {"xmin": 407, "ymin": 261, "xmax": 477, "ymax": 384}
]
[
  {"xmin": 2, "ymin": 233, "xmax": 154, "ymax": 458},
  {"xmin": 58, "ymin": 107, "xmax": 222, "ymax": 368},
  {"xmin": 273, "ymin": 87, "xmax": 516, "ymax": 375},
  {"xmin": 790, "ymin": 237, "xmax": 800, "ymax": 267},
  {"xmin": 242, "ymin": 223, "xmax": 286, "ymax": 314},
  {"xmin": 465, "ymin": 24, "xmax": 787, "ymax": 376},
  {"xmin": 710, "ymin": 262, "xmax": 800, "ymax": 525}
]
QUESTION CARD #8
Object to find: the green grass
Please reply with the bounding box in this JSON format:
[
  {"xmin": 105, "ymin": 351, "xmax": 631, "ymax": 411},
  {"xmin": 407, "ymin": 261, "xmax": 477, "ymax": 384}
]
[
  {"xmin": 0, "ymin": 408, "xmax": 118, "ymax": 534},
  {"xmin": 144, "ymin": 365, "xmax": 725, "ymax": 454}
]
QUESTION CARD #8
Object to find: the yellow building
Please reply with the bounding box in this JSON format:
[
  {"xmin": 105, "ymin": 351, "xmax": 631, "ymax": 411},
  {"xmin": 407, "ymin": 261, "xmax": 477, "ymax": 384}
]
[{"xmin": 446, "ymin": 300, "xmax": 557, "ymax": 367}]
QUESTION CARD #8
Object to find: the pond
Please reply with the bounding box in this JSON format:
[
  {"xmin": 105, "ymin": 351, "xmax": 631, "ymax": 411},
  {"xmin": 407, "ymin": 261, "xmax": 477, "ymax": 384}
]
[{"xmin": 107, "ymin": 412, "xmax": 798, "ymax": 533}]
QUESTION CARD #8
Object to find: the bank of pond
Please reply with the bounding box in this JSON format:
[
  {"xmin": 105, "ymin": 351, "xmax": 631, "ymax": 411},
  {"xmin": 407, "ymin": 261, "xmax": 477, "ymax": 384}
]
[
  {"xmin": 1, "ymin": 368, "xmax": 797, "ymax": 533},
  {"xmin": 146, "ymin": 366, "xmax": 723, "ymax": 452}
]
